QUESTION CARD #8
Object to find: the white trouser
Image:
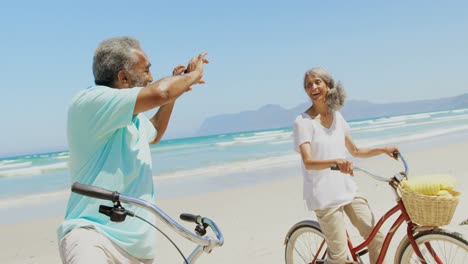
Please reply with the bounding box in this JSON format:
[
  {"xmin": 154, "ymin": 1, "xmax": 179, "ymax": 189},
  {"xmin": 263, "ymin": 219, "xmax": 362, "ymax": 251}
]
[{"xmin": 59, "ymin": 226, "xmax": 153, "ymax": 264}]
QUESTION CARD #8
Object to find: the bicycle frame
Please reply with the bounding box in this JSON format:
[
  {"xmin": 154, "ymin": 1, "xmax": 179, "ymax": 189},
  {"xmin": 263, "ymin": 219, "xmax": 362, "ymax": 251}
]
[
  {"xmin": 346, "ymin": 155, "xmax": 436, "ymax": 264},
  {"xmin": 348, "ymin": 197, "xmax": 425, "ymax": 263},
  {"xmin": 71, "ymin": 183, "xmax": 224, "ymax": 264}
]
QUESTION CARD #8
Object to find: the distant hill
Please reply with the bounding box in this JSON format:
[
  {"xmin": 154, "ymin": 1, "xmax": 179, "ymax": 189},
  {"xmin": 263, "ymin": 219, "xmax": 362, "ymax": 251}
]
[{"xmin": 196, "ymin": 93, "xmax": 468, "ymax": 136}]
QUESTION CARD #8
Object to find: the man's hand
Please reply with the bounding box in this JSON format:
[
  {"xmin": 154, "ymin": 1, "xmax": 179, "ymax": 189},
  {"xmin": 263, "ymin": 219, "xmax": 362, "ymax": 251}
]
[
  {"xmin": 185, "ymin": 52, "xmax": 209, "ymax": 85},
  {"xmin": 172, "ymin": 65, "xmax": 187, "ymax": 76},
  {"xmin": 172, "ymin": 65, "xmax": 192, "ymax": 91}
]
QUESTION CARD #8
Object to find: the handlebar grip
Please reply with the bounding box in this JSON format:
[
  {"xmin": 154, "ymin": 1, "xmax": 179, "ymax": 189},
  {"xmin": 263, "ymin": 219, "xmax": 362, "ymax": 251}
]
[
  {"xmin": 330, "ymin": 164, "xmax": 340, "ymax": 170},
  {"xmin": 180, "ymin": 213, "xmax": 201, "ymax": 223},
  {"xmin": 71, "ymin": 182, "xmax": 120, "ymax": 202}
]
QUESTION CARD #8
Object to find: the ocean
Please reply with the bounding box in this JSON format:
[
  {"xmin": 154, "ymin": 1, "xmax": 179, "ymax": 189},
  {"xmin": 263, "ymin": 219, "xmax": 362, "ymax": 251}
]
[{"xmin": 1, "ymin": 108, "xmax": 468, "ymax": 204}]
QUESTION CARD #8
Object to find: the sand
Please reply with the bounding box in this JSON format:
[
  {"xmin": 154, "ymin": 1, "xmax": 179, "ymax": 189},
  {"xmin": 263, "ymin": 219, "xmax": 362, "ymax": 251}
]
[{"xmin": 1, "ymin": 140, "xmax": 467, "ymax": 264}]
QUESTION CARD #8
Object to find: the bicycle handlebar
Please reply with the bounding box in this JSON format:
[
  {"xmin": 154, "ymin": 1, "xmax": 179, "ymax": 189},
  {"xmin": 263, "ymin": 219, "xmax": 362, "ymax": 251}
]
[
  {"xmin": 331, "ymin": 152, "xmax": 408, "ymax": 182},
  {"xmin": 71, "ymin": 183, "xmax": 224, "ymax": 252},
  {"xmin": 180, "ymin": 213, "xmax": 200, "ymax": 223},
  {"xmin": 71, "ymin": 182, "xmax": 120, "ymax": 202}
]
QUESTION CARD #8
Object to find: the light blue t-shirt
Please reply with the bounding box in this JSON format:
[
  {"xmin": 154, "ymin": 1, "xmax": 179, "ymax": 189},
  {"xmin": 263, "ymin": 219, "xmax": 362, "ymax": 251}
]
[{"xmin": 57, "ymin": 86, "xmax": 157, "ymax": 259}]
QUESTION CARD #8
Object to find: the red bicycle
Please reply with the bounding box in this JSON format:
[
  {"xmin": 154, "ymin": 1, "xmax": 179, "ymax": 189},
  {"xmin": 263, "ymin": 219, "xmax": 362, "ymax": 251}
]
[{"xmin": 284, "ymin": 153, "xmax": 467, "ymax": 263}]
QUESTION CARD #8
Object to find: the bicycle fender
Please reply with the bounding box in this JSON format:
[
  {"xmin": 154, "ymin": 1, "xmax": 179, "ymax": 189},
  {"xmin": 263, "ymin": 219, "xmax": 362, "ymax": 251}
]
[{"xmin": 284, "ymin": 220, "xmax": 321, "ymax": 244}]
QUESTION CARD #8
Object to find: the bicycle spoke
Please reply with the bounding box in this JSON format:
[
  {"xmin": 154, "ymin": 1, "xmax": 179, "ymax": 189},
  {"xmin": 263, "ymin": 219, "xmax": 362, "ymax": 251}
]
[
  {"xmin": 292, "ymin": 244, "xmax": 310, "ymax": 264},
  {"xmin": 396, "ymin": 230, "xmax": 468, "ymax": 264},
  {"xmin": 285, "ymin": 224, "xmax": 329, "ymax": 264}
]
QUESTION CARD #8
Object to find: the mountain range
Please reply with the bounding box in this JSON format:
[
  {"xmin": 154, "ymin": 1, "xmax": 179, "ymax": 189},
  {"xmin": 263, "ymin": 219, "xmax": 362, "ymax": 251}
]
[{"xmin": 195, "ymin": 93, "xmax": 468, "ymax": 136}]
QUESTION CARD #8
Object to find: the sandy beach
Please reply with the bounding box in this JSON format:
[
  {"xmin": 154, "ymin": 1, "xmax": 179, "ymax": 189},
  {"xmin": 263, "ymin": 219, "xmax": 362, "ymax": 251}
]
[{"xmin": 1, "ymin": 139, "xmax": 467, "ymax": 264}]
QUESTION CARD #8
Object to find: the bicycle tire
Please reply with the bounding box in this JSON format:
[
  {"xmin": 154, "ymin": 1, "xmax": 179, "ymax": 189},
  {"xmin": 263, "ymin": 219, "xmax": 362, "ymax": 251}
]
[
  {"xmin": 394, "ymin": 229, "xmax": 468, "ymax": 264},
  {"xmin": 285, "ymin": 221, "xmax": 328, "ymax": 264}
]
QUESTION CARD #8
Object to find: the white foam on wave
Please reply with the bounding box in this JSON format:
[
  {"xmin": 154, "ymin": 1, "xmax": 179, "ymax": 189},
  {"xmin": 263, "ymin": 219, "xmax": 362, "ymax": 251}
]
[
  {"xmin": 0, "ymin": 189, "xmax": 69, "ymax": 209},
  {"xmin": 155, "ymin": 154, "xmax": 299, "ymax": 181},
  {"xmin": 373, "ymin": 113, "xmax": 432, "ymax": 125},
  {"xmin": 349, "ymin": 109, "xmax": 466, "ymax": 127},
  {"xmin": 452, "ymin": 108, "xmax": 468, "ymax": 113},
  {"xmin": 0, "ymin": 162, "xmax": 68, "ymax": 177},
  {"xmin": 350, "ymin": 121, "xmax": 407, "ymax": 132},
  {"xmin": 349, "ymin": 120, "xmax": 374, "ymax": 126},
  {"xmin": 153, "ymin": 143, "xmax": 208, "ymax": 152},
  {"xmin": 233, "ymin": 137, "xmax": 279, "ymax": 144},
  {"xmin": 234, "ymin": 131, "xmax": 291, "ymax": 141},
  {"xmin": 215, "ymin": 141, "xmax": 236, "ymax": 147},
  {"xmin": 216, "ymin": 131, "xmax": 292, "ymax": 147},
  {"xmin": 0, "ymin": 161, "xmax": 33, "ymax": 171},
  {"xmin": 269, "ymin": 139, "xmax": 293, "ymax": 145},
  {"xmin": 425, "ymin": 110, "xmax": 451, "ymax": 115},
  {"xmin": 350, "ymin": 112, "xmax": 436, "ymax": 128},
  {"xmin": 0, "ymin": 159, "xmax": 16, "ymax": 165},
  {"xmin": 253, "ymin": 130, "xmax": 289, "ymax": 136},
  {"xmin": 358, "ymin": 124, "xmax": 468, "ymax": 147},
  {"xmin": 432, "ymin": 114, "xmax": 468, "ymax": 122},
  {"xmin": 351, "ymin": 113, "xmax": 468, "ymax": 134}
]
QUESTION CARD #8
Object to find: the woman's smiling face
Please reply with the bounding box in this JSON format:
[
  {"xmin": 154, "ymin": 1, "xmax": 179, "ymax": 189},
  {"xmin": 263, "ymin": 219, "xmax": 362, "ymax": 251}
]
[{"xmin": 305, "ymin": 74, "xmax": 328, "ymax": 102}]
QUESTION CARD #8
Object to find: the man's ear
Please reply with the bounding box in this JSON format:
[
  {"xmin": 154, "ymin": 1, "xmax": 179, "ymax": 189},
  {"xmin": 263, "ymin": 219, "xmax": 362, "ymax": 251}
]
[{"xmin": 117, "ymin": 70, "xmax": 130, "ymax": 87}]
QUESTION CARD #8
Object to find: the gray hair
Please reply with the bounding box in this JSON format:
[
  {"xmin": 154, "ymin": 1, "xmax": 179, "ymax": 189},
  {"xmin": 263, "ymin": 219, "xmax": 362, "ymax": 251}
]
[
  {"xmin": 304, "ymin": 67, "xmax": 347, "ymax": 113},
  {"xmin": 93, "ymin": 36, "xmax": 141, "ymax": 86}
]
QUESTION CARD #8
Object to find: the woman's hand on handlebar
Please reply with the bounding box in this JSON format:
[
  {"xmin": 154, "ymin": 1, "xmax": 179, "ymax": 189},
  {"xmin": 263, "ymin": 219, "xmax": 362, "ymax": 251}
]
[
  {"xmin": 383, "ymin": 146, "xmax": 400, "ymax": 160},
  {"xmin": 335, "ymin": 159, "xmax": 354, "ymax": 176}
]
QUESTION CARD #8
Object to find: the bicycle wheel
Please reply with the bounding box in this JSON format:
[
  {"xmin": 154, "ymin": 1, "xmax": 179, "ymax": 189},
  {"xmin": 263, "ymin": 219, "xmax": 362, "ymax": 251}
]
[
  {"xmin": 395, "ymin": 229, "xmax": 468, "ymax": 264},
  {"xmin": 285, "ymin": 221, "xmax": 328, "ymax": 264}
]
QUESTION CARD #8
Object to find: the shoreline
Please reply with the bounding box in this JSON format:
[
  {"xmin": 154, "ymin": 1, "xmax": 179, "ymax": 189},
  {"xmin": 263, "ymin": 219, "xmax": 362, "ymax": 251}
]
[
  {"xmin": 1, "ymin": 135, "xmax": 467, "ymax": 263},
  {"xmin": 1, "ymin": 130, "xmax": 468, "ymax": 225}
]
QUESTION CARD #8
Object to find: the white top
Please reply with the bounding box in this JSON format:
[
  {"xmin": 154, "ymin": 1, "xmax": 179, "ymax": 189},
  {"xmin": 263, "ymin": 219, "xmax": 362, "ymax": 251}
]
[{"xmin": 293, "ymin": 111, "xmax": 357, "ymax": 211}]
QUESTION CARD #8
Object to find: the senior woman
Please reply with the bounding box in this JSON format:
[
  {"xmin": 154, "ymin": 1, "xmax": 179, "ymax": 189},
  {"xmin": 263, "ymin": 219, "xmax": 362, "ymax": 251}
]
[{"xmin": 293, "ymin": 67, "xmax": 399, "ymax": 264}]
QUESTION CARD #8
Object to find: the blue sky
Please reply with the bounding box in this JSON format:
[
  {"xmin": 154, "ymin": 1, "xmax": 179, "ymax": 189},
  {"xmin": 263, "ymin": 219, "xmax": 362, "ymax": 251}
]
[{"xmin": 1, "ymin": 1, "xmax": 467, "ymax": 157}]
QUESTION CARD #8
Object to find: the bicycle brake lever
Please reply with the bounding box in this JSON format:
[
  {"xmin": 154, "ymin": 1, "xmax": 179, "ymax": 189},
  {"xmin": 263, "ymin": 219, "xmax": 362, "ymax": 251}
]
[
  {"xmin": 195, "ymin": 224, "xmax": 207, "ymax": 236},
  {"xmin": 99, "ymin": 204, "xmax": 133, "ymax": 222}
]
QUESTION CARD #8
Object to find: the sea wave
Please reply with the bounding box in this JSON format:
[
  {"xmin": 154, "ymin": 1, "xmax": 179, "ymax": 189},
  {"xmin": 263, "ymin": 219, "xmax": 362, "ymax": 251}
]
[
  {"xmin": 155, "ymin": 154, "xmax": 299, "ymax": 181},
  {"xmin": 452, "ymin": 108, "xmax": 468, "ymax": 113},
  {"xmin": 349, "ymin": 111, "xmax": 450, "ymax": 127},
  {"xmin": 0, "ymin": 159, "xmax": 16, "ymax": 165},
  {"xmin": 0, "ymin": 189, "xmax": 69, "ymax": 209},
  {"xmin": 432, "ymin": 115, "xmax": 468, "ymax": 122},
  {"xmin": 269, "ymin": 140, "xmax": 293, "ymax": 145},
  {"xmin": 351, "ymin": 113, "xmax": 468, "ymax": 134},
  {"xmin": 0, "ymin": 161, "xmax": 33, "ymax": 171},
  {"xmin": 0, "ymin": 162, "xmax": 68, "ymax": 177},
  {"xmin": 252, "ymin": 130, "xmax": 289, "ymax": 136},
  {"xmin": 357, "ymin": 124, "xmax": 468, "ymax": 147},
  {"xmin": 373, "ymin": 113, "xmax": 432, "ymax": 124},
  {"xmin": 216, "ymin": 131, "xmax": 292, "ymax": 146},
  {"xmin": 350, "ymin": 121, "xmax": 407, "ymax": 132},
  {"xmin": 349, "ymin": 119, "xmax": 374, "ymax": 126},
  {"xmin": 0, "ymin": 155, "xmax": 301, "ymax": 208},
  {"xmin": 152, "ymin": 143, "xmax": 209, "ymax": 152}
]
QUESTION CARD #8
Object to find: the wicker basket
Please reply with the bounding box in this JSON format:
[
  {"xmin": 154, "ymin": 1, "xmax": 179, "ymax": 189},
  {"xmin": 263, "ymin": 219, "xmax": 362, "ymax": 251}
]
[{"xmin": 399, "ymin": 185, "xmax": 460, "ymax": 226}]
